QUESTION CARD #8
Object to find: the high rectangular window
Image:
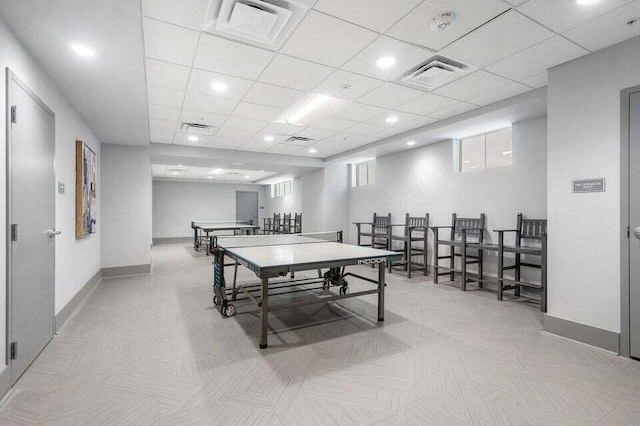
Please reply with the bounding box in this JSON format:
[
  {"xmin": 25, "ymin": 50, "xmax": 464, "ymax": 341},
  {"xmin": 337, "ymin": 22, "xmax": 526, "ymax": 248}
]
[
  {"xmin": 459, "ymin": 127, "xmax": 513, "ymax": 172},
  {"xmin": 352, "ymin": 159, "xmax": 376, "ymax": 187},
  {"xmin": 271, "ymin": 180, "xmax": 293, "ymax": 198}
]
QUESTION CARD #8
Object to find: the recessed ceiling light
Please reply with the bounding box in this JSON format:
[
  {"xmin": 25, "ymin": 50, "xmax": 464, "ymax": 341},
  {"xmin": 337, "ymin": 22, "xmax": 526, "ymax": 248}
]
[
  {"xmin": 232, "ymin": 162, "xmax": 243, "ymax": 166},
  {"xmin": 576, "ymin": 0, "xmax": 601, "ymax": 5},
  {"xmin": 264, "ymin": 135, "xmax": 275, "ymax": 142},
  {"xmin": 187, "ymin": 135, "xmax": 199, "ymax": 142},
  {"xmin": 376, "ymin": 56, "xmax": 396, "ymax": 69},
  {"xmin": 463, "ymin": 160, "xmax": 471, "ymax": 164},
  {"xmin": 244, "ymin": 175, "xmax": 250, "ymax": 179},
  {"xmin": 407, "ymin": 140, "xmax": 416, "ymax": 146},
  {"xmin": 208, "ymin": 168, "xmax": 224, "ymax": 175},
  {"xmin": 69, "ymin": 42, "xmax": 96, "ymax": 58},
  {"xmin": 211, "ymin": 81, "xmax": 228, "ymax": 92},
  {"xmin": 309, "ymin": 148, "xmax": 317, "ymax": 154},
  {"xmin": 502, "ymin": 150, "xmax": 513, "ymax": 155},
  {"xmin": 386, "ymin": 116, "xmax": 399, "ymax": 124},
  {"xmin": 207, "ymin": 176, "xmax": 214, "ymax": 179},
  {"xmin": 260, "ymin": 170, "xmax": 265, "ymax": 172},
  {"xmin": 172, "ymin": 171, "xmax": 179, "ymax": 175},
  {"xmin": 177, "ymin": 164, "xmax": 183, "ymax": 167}
]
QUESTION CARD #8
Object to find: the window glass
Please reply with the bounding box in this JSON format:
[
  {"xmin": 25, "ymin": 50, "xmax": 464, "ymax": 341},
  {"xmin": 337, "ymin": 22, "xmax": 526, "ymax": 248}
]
[
  {"xmin": 461, "ymin": 134, "xmax": 485, "ymax": 172},
  {"xmin": 486, "ymin": 127, "xmax": 513, "ymax": 168}
]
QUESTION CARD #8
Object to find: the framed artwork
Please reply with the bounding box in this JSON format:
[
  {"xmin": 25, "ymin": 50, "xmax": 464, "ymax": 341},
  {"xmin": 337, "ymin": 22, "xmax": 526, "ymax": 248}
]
[{"xmin": 76, "ymin": 140, "xmax": 97, "ymax": 239}]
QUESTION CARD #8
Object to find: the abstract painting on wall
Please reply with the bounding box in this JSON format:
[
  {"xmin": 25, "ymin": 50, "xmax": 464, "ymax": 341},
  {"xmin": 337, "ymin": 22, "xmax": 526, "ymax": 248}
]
[{"xmin": 76, "ymin": 140, "xmax": 97, "ymax": 239}]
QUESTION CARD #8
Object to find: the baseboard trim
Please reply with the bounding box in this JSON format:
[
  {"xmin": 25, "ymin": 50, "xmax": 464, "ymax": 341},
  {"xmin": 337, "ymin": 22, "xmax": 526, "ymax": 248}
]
[
  {"xmin": 55, "ymin": 269, "xmax": 102, "ymax": 333},
  {"xmin": 101, "ymin": 264, "xmax": 151, "ymax": 277},
  {"xmin": 0, "ymin": 366, "xmax": 10, "ymax": 403},
  {"xmin": 152, "ymin": 237, "xmax": 191, "ymax": 244},
  {"xmin": 543, "ymin": 314, "xmax": 620, "ymax": 353}
]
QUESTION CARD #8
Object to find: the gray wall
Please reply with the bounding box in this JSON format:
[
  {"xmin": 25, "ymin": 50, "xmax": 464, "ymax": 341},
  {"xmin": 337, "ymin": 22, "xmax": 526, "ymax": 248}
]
[
  {"xmin": 101, "ymin": 144, "xmax": 152, "ymax": 268},
  {"xmin": 547, "ymin": 36, "xmax": 640, "ymax": 334},
  {"xmin": 152, "ymin": 180, "xmax": 266, "ymax": 239}
]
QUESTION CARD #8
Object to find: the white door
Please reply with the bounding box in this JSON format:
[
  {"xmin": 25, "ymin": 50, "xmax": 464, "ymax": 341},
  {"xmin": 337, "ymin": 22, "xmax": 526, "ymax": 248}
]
[
  {"xmin": 236, "ymin": 191, "xmax": 259, "ymax": 225},
  {"xmin": 630, "ymin": 91, "xmax": 640, "ymax": 359},
  {"xmin": 7, "ymin": 70, "xmax": 57, "ymax": 383}
]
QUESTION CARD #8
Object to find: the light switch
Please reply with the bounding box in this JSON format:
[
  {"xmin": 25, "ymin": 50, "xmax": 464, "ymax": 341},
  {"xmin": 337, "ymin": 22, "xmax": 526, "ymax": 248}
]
[{"xmin": 58, "ymin": 182, "xmax": 65, "ymax": 194}]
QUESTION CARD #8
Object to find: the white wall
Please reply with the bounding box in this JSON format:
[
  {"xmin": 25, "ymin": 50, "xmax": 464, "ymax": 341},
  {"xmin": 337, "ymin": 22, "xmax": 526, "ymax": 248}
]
[
  {"xmin": 263, "ymin": 177, "xmax": 302, "ymax": 219},
  {"xmin": 0, "ymin": 16, "xmax": 102, "ymax": 368},
  {"xmin": 101, "ymin": 144, "xmax": 151, "ymax": 268},
  {"xmin": 300, "ymin": 163, "xmax": 351, "ymax": 234},
  {"xmin": 547, "ymin": 36, "xmax": 640, "ymax": 334},
  {"xmin": 349, "ymin": 117, "xmax": 547, "ymax": 276},
  {"xmin": 153, "ymin": 180, "xmax": 267, "ymax": 238}
]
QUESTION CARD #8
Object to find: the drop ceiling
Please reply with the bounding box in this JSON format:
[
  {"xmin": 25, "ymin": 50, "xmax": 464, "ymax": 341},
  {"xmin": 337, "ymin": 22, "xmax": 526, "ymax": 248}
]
[{"xmin": 1, "ymin": 0, "xmax": 640, "ymax": 159}]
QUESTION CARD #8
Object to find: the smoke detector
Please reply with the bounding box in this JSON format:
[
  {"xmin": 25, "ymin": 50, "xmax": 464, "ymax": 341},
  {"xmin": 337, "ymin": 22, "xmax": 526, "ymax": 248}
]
[{"xmin": 430, "ymin": 12, "xmax": 456, "ymax": 32}]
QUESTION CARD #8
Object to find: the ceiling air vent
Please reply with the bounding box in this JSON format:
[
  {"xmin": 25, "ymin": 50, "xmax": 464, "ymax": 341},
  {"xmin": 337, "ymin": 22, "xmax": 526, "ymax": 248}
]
[
  {"xmin": 203, "ymin": 0, "xmax": 310, "ymax": 51},
  {"xmin": 179, "ymin": 122, "xmax": 216, "ymax": 135},
  {"xmin": 286, "ymin": 136, "xmax": 313, "ymax": 146},
  {"xmin": 400, "ymin": 56, "xmax": 475, "ymax": 91}
]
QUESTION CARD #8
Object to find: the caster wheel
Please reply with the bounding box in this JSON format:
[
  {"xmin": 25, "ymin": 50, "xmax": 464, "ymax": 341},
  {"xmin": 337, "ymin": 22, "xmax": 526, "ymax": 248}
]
[
  {"xmin": 213, "ymin": 295, "xmax": 221, "ymax": 306},
  {"xmin": 339, "ymin": 286, "xmax": 349, "ymax": 295},
  {"xmin": 221, "ymin": 304, "xmax": 236, "ymax": 317}
]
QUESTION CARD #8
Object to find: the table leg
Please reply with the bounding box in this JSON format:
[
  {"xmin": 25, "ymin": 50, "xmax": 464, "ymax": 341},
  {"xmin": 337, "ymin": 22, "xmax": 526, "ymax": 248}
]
[
  {"xmin": 260, "ymin": 276, "xmax": 269, "ymax": 348},
  {"xmin": 378, "ymin": 263, "xmax": 385, "ymax": 321}
]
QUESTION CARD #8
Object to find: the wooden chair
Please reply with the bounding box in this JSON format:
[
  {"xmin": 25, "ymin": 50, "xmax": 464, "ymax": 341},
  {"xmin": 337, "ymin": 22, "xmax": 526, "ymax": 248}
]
[
  {"xmin": 262, "ymin": 217, "xmax": 273, "ymax": 235},
  {"xmin": 354, "ymin": 213, "xmax": 391, "ymax": 250},
  {"xmin": 431, "ymin": 213, "xmax": 486, "ymax": 290},
  {"xmin": 282, "ymin": 213, "xmax": 292, "ymax": 234},
  {"xmin": 389, "ymin": 214, "xmax": 429, "ymax": 278},
  {"xmin": 272, "ymin": 213, "xmax": 281, "ymax": 234},
  {"xmin": 293, "ymin": 213, "xmax": 302, "ymax": 234}
]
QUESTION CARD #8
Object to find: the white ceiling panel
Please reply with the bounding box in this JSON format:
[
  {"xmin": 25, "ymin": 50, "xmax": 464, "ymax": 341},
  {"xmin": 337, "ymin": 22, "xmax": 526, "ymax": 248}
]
[
  {"xmin": 148, "ymin": 104, "xmax": 181, "ymax": 121},
  {"xmin": 194, "ymin": 33, "xmax": 274, "ymax": 79},
  {"xmin": 358, "ymin": 82, "xmax": 425, "ymax": 108},
  {"xmin": 397, "ymin": 93, "xmax": 458, "ymax": 115},
  {"xmin": 486, "ymin": 36, "xmax": 588, "ymax": 81},
  {"xmin": 150, "ymin": 129, "xmax": 175, "ymax": 144},
  {"xmin": 504, "ymin": 0, "xmax": 528, "ymax": 5},
  {"xmin": 147, "ymin": 86, "xmax": 185, "ymax": 108},
  {"xmin": 179, "ymin": 110, "xmax": 228, "ymax": 127},
  {"xmin": 208, "ymin": 136, "xmax": 248, "ymax": 150},
  {"xmin": 143, "ymin": 18, "xmax": 199, "ymax": 66},
  {"xmin": 281, "ymin": 10, "xmax": 378, "ymax": 67},
  {"xmin": 182, "ymin": 93, "xmax": 238, "ymax": 115},
  {"xmin": 243, "ymin": 82, "xmax": 306, "ymax": 109},
  {"xmin": 433, "ymin": 70, "xmax": 513, "ymax": 101},
  {"xmin": 173, "ymin": 131, "xmax": 212, "ymax": 146},
  {"xmin": 325, "ymin": 132, "xmax": 375, "ymax": 146},
  {"xmin": 366, "ymin": 110, "xmax": 422, "ymax": 129},
  {"xmin": 313, "ymin": 0, "xmax": 423, "ymax": 32},
  {"xmin": 309, "ymin": 117, "xmax": 358, "ymax": 132},
  {"xmin": 467, "ymin": 81, "xmax": 530, "ymax": 106},
  {"xmin": 342, "ymin": 36, "xmax": 434, "ymax": 81},
  {"xmin": 141, "ymin": 0, "xmax": 210, "ymax": 30},
  {"xmin": 223, "ymin": 116, "xmax": 270, "ymax": 133},
  {"xmin": 186, "ymin": 69, "xmax": 253, "ymax": 100},
  {"xmin": 348, "ymin": 122, "xmax": 389, "ymax": 136},
  {"xmin": 294, "ymin": 127, "xmax": 337, "ymax": 140},
  {"xmin": 403, "ymin": 115, "xmax": 438, "ymax": 128},
  {"xmin": 259, "ymin": 55, "xmax": 334, "ymax": 91},
  {"xmin": 518, "ymin": 0, "xmax": 633, "ymax": 33},
  {"xmin": 563, "ymin": 1, "xmax": 640, "ymax": 52},
  {"xmin": 311, "ymin": 70, "xmax": 384, "ymax": 101},
  {"xmin": 522, "ymin": 71, "xmax": 547, "ymax": 88},
  {"xmin": 232, "ymin": 102, "xmax": 284, "ymax": 121},
  {"xmin": 440, "ymin": 10, "xmax": 554, "ymax": 68},
  {"xmin": 146, "ymin": 58, "xmax": 190, "ymax": 91},
  {"xmin": 261, "ymin": 122, "xmax": 306, "ymax": 136},
  {"xmin": 429, "ymin": 102, "xmax": 477, "ymax": 119},
  {"xmin": 330, "ymin": 103, "xmax": 387, "ymax": 121},
  {"xmin": 266, "ymin": 144, "xmax": 304, "ymax": 155},
  {"xmin": 150, "ymin": 118, "xmax": 177, "ymax": 132},
  {"xmin": 215, "ymin": 126, "xmax": 257, "ymax": 141},
  {"xmin": 386, "ymin": 0, "xmax": 511, "ymax": 51}
]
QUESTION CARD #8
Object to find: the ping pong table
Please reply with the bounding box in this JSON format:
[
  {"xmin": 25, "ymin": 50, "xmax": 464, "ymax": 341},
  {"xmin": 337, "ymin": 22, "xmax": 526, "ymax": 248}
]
[
  {"xmin": 191, "ymin": 220, "xmax": 260, "ymax": 253},
  {"xmin": 210, "ymin": 231, "xmax": 400, "ymax": 348}
]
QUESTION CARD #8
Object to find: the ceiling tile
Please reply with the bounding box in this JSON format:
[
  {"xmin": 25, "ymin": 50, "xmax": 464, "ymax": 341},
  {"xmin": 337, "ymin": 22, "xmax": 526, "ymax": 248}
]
[
  {"xmin": 173, "ymin": 132, "xmax": 213, "ymax": 146},
  {"xmin": 486, "ymin": 36, "xmax": 588, "ymax": 81},
  {"xmin": 467, "ymin": 82, "xmax": 531, "ymax": 106},
  {"xmin": 259, "ymin": 55, "xmax": 334, "ymax": 91},
  {"xmin": 179, "ymin": 110, "xmax": 227, "ymax": 127},
  {"xmin": 310, "ymin": 117, "xmax": 358, "ymax": 132},
  {"xmin": 504, "ymin": 0, "xmax": 529, "ymax": 5},
  {"xmin": 342, "ymin": 36, "xmax": 434, "ymax": 81},
  {"xmin": 143, "ymin": 18, "xmax": 199, "ymax": 66},
  {"xmin": 314, "ymin": 0, "xmax": 423, "ymax": 33},
  {"xmin": 521, "ymin": 71, "xmax": 547, "ymax": 88},
  {"xmin": 148, "ymin": 104, "xmax": 180, "ymax": 121},
  {"xmin": 186, "ymin": 69, "xmax": 253, "ymax": 100},
  {"xmin": 357, "ymin": 82, "xmax": 424, "ymax": 108},
  {"xmin": 281, "ymin": 10, "xmax": 378, "ymax": 67},
  {"xmin": 183, "ymin": 93, "xmax": 238, "ymax": 115},
  {"xmin": 147, "ymin": 86, "xmax": 184, "ymax": 108},
  {"xmin": 215, "ymin": 126, "xmax": 257, "ymax": 141},
  {"xmin": 397, "ymin": 93, "xmax": 458, "ymax": 115},
  {"xmin": 387, "ymin": 0, "xmax": 511, "ymax": 51},
  {"xmin": 433, "ymin": 70, "xmax": 513, "ymax": 101},
  {"xmin": 294, "ymin": 127, "xmax": 337, "ymax": 140},
  {"xmin": 150, "ymin": 129, "xmax": 175, "ymax": 144},
  {"xmin": 261, "ymin": 122, "xmax": 306, "ymax": 136},
  {"xmin": 146, "ymin": 59, "xmax": 190, "ymax": 91},
  {"xmin": 366, "ymin": 110, "xmax": 422, "ymax": 129},
  {"xmin": 440, "ymin": 10, "xmax": 554, "ymax": 68},
  {"xmin": 311, "ymin": 70, "xmax": 383, "ymax": 101},
  {"xmin": 348, "ymin": 122, "xmax": 389, "ymax": 136},
  {"xmin": 429, "ymin": 102, "xmax": 477, "ymax": 119},
  {"xmin": 403, "ymin": 115, "xmax": 438, "ymax": 129},
  {"xmin": 330, "ymin": 103, "xmax": 386, "ymax": 121},
  {"xmin": 223, "ymin": 116, "xmax": 270, "ymax": 133},
  {"xmin": 194, "ymin": 33, "xmax": 275, "ymax": 79},
  {"xmin": 562, "ymin": 1, "xmax": 640, "ymax": 52},
  {"xmin": 150, "ymin": 118, "xmax": 177, "ymax": 132},
  {"xmin": 208, "ymin": 136, "xmax": 248, "ymax": 150},
  {"xmin": 518, "ymin": 0, "xmax": 632, "ymax": 33},
  {"xmin": 141, "ymin": 0, "xmax": 210, "ymax": 30},
  {"xmin": 266, "ymin": 144, "xmax": 304, "ymax": 155},
  {"xmin": 232, "ymin": 102, "xmax": 284, "ymax": 121},
  {"xmin": 242, "ymin": 82, "xmax": 306, "ymax": 109}
]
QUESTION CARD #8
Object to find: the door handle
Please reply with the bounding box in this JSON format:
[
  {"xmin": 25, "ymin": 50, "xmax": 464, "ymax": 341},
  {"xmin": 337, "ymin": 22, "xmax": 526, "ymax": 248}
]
[
  {"xmin": 47, "ymin": 229, "xmax": 62, "ymax": 238},
  {"xmin": 635, "ymin": 227, "xmax": 640, "ymax": 240}
]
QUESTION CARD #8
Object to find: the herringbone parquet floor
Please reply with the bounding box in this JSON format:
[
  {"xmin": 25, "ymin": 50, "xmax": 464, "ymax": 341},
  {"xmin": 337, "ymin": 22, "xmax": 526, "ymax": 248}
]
[{"xmin": 1, "ymin": 242, "xmax": 639, "ymax": 425}]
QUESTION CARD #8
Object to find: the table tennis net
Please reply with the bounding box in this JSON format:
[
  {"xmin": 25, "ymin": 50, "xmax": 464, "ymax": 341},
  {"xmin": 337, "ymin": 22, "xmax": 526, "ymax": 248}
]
[
  {"xmin": 213, "ymin": 231, "xmax": 343, "ymax": 248},
  {"xmin": 192, "ymin": 220, "xmax": 254, "ymax": 227}
]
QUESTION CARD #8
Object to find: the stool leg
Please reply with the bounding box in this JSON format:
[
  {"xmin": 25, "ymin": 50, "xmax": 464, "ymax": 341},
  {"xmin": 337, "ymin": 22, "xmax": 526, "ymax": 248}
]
[
  {"xmin": 407, "ymin": 240, "xmax": 412, "ymax": 278},
  {"xmin": 497, "ymin": 233, "xmax": 504, "ymax": 301},
  {"xmin": 515, "ymin": 253, "xmax": 521, "ymax": 297},
  {"xmin": 461, "ymin": 233, "xmax": 467, "ymax": 291}
]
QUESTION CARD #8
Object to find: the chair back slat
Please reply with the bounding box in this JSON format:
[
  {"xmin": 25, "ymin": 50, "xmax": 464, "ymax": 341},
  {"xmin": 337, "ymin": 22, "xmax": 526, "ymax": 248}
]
[
  {"xmin": 373, "ymin": 213, "xmax": 391, "ymax": 233},
  {"xmin": 451, "ymin": 213, "xmax": 485, "ymax": 241},
  {"xmin": 283, "ymin": 213, "xmax": 292, "ymax": 234},
  {"xmin": 406, "ymin": 213, "xmax": 429, "ymax": 236},
  {"xmin": 294, "ymin": 213, "xmax": 302, "ymax": 233},
  {"xmin": 521, "ymin": 218, "xmax": 547, "ymax": 240}
]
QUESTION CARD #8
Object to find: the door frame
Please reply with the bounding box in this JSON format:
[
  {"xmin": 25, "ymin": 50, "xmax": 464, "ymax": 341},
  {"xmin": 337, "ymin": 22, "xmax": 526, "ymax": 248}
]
[
  {"xmin": 620, "ymin": 85, "xmax": 640, "ymax": 358},
  {"xmin": 5, "ymin": 68, "xmax": 57, "ymax": 379}
]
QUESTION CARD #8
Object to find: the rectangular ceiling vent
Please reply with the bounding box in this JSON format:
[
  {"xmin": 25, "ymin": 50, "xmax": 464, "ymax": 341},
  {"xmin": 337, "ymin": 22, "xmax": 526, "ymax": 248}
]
[
  {"xmin": 179, "ymin": 122, "xmax": 216, "ymax": 135},
  {"xmin": 203, "ymin": 0, "xmax": 309, "ymax": 51},
  {"xmin": 286, "ymin": 136, "xmax": 313, "ymax": 146},
  {"xmin": 400, "ymin": 56, "xmax": 476, "ymax": 91}
]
